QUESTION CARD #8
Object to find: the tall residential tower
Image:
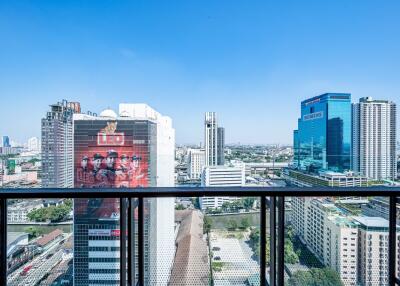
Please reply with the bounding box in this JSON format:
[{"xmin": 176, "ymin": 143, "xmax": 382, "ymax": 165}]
[
  {"xmin": 217, "ymin": 127, "xmax": 225, "ymax": 165},
  {"xmin": 41, "ymin": 100, "xmax": 80, "ymax": 188},
  {"xmin": 352, "ymin": 97, "xmax": 397, "ymax": 180}
]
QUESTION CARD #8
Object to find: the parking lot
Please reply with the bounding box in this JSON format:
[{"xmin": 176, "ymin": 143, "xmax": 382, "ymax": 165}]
[{"xmin": 210, "ymin": 231, "xmax": 259, "ymax": 286}]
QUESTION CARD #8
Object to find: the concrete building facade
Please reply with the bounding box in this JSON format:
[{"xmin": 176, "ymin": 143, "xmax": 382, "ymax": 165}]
[{"xmin": 352, "ymin": 97, "xmax": 397, "ymax": 180}]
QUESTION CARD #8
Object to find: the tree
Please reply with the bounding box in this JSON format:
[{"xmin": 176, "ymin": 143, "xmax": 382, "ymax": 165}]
[
  {"xmin": 27, "ymin": 207, "xmax": 49, "ymax": 222},
  {"xmin": 64, "ymin": 199, "xmax": 73, "ymax": 208},
  {"xmin": 284, "ymin": 240, "xmax": 299, "ymax": 264},
  {"xmin": 242, "ymin": 198, "xmax": 255, "ymax": 210},
  {"xmin": 27, "ymin": 202, "xmax": 72, "ymax": 223},
  {"xmin": 24, "ymin": 226, "xmax": 44, "ymax": 239},
  {"xmin": 286, "ymin": 225, "xmax": 295, "ymax": 240},
  {"xmin": 191, "ymin": 197, "xmax": 200, "ymax": 209},
  {"xmin": 240, "ymin": 217, "xmax": 250, "ymax": 230},
  {"xmin": 287, "ymin": 268, "xmax": 344, "ymax": 286},
  {"xmin": 203, "ymin": 216, "xmax": 213, "ymax": 234},
  {"xmin": 249, "ymin": 228, "xmax": 260, "ymax": 243},
  {"xmin": 48, "ymin": 205, "xmax": 70, "ymax": 222},
  {"xmin": 175, "ymin": 204, "xmax": 185, "ymax": 210},
  {"xmin": 226, "ymin": 219, "xmax": 238, "ymax": 231},
  {"xmin": 249, "ymin": 228, "xmax": 271, "ymax": 265}
]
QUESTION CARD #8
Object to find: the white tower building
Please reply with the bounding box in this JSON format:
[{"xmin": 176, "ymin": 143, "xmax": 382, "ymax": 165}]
[
  {"xmin": 205, "ymin": 112, "xmax": 218, "ymax": 166},
  {"xmin": 352, "ymin": 97, "xmax": 397, "ymax": 180},
  {"xmin": 187, "ymin": 148, "xmax": 205, "ymax": 180},
  {"xmin": 119, "ymin": 103, "xmax": 175, "ymax": 286},
  {"xmin": 27, "ymin": 137, "xmax": 40, "ymax": 152}
]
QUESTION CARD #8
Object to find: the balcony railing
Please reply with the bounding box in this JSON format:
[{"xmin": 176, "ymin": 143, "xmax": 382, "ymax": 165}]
[{"xmin": 1, "ymin": 187, "xmax": 400, "ymax": 286}]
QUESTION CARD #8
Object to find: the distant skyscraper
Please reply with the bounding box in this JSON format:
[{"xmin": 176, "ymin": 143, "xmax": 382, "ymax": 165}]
[
  {"xmin": 205, "ymin": 112, "xmax": 217, "ymax": 166},
  {"xmin": 352, "ymin": 97, "xmax": 397, "ymax": 180},
  {"xmin": 41, "ymin": 100, "xmax": 79, "ymax": 188},
  {"xmin": 1, "ymin": 136, "xmax": 10, "ymax": 148},
  {"xmin": 217, "ymin": 127, "xmax": 225, "ymax": 165},
  {"xmin": 293, "ymin": 93, "xmax": 351, "ymax": 173},
  {"xmin": 27, "ymin": 137, "xmax": 40, "ymax": 152},
  {"xmin": 73, "ymin": 104, "xmax": 175, "ymax": 286}
]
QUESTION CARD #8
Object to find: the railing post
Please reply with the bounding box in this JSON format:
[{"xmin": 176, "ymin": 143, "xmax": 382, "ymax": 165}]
[
  {"xmin": 121, "ymin": 198, "xmax": 128, "ymax": 286},
  {"xmin": 138, "ymin": 197, "xmax": 144, "ymax": 286},
  {"xmin": 260, "ymin": 195, "xmax": 266, "ymax": 286},
  {"xmin": 269, "ymin": 197, "xmax": 276, "ymax": 286},
  {"xmin": 128, "ymin": 198, "xmax": 137, "ymax": 286},
  {"xmin": 0, "ymin": 198, "xmax": 6, "ymax": 286},
  {"xmin": 389, "ymin": 195, "xmax": 397, "ymax": 286},
  {"xmin": 277, "ymin": 197, "xmax": 285, "ymax": 286}
]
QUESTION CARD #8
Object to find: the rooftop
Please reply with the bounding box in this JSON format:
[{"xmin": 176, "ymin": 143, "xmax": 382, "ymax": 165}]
[{"xmin": 353, "ymin": 216, "xmax": 389, "ymax": 228}]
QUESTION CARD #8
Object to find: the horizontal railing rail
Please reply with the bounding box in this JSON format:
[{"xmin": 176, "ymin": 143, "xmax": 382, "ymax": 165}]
[
  {"xmin": 1, "ymin": 187, "xmax": 400, "ymax": 286},
  {"xmin": 1, "ymin": 186, "xmax": 400, "ymax": 198}
]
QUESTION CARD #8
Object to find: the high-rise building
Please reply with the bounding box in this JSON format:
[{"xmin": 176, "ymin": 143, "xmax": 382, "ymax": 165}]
[
  {"xmin": 352, "ymin": 97, "xmax": 397, "ymax": 180},
  {"xmin": 293, "ymin": 93, "xmax": 352, "ymax": 173},
  {"xmin": 187, "ymin": 148, "xmax": 205, "ymax": 180},
  {"xmin": 204, "ymin": 112, "xmax": 218, "ymax": 166},
  {"xmin": 1, "ymin": 136, "xmax": 10, "ymax": 148},
  {"xmin": 27, "ymin": 137, "xmax": 40, "ymax": 152},
  {"xmin": 204, "ymin": 112, "xmax": 225, "ymax": 167},
  {"xmin": 217, "ymin": 127, "xmax": 225, "ymax": 165},
  {"xmin": 73, "ymin": 104, "xmax": 175, "ymax": 286},
  {"xmin": 41, "ymin": 100, "xmax": 79, "ymax": 188},
  {"xmin": 199, "ymin": 165, "xmax": 245, "ymax": 210}
]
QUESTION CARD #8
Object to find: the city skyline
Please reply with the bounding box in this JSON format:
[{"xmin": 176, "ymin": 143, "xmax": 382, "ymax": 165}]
[{"xmin": 1, "ymin": 1, "xmax": 400, "ymax": 144}]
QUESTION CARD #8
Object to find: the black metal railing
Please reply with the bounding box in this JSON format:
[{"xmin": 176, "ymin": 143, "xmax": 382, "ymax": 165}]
[{"xmin": 1, "ymin": 187, "xmax": 400, "ymax": 286}]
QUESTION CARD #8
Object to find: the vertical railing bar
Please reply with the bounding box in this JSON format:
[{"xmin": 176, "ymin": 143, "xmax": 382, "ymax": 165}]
[
  {"xmin": 120, "ymin": 198, "xmax": 128, "ymax": 286},
  {"xmin": 127, "ymin": 198, "xmax": 132, "ymax": 286},
  {"xmin": 0, "ymin": 198, "xmax": 7, "ymax": 286},
  {"xmin": 389, "ymin": 195, "xmax": 396, "ymax": 286},
  {"xmin": 269, "ymin": 197, "xmax": 276, "ymax": 286},
  {"xmin": 260, "ymin": 195, "xmax": 266, "ymax": 286},
  {"xmin": 128, "ymin": 198, "xmax": 136, "ymax": 286},
  {"xmin": 138, "ymin": 197, "xmax": 144, "ymax": 286},
  {"xmin": 277, "ymin": 197, "xmax": 285, "ymax": 286}
]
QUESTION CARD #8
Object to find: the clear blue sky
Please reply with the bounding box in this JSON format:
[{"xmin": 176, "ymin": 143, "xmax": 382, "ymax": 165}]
[{"xmin": 1, "ymin": 0, "xmax": 399, "ymax": 144}]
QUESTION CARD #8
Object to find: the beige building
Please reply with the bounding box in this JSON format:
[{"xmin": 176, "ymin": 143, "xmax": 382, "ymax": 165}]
[
  {"xmin": 292, "ymin": 197, "xmax": 400, "ymax": 286},
  {"xmin": 187, "ymin": 148, "xmax": 205, "ymax": 180}
]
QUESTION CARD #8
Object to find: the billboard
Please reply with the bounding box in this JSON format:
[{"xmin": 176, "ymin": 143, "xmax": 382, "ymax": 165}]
[{"xmin": 74, "ymin": 119, "xmax": 155, "ymax": 220}]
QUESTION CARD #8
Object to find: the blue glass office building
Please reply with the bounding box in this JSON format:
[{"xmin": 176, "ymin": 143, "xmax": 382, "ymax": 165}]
[
  {"xmin": 293, "ymin": 93, "xmax": 351, "ymax": 173},
  {"xmin": 1, "ymin": 136, "xmax": 10, "ymax": 148}
]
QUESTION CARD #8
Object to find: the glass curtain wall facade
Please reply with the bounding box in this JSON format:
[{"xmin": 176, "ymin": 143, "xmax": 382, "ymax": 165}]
[
  {"xmin": 294, "ymin": 93, "xmax": 351, "ymax": 173},
  {"xmin": 73, "ymin": 118, "xmax": 156, "ymax": 286}
]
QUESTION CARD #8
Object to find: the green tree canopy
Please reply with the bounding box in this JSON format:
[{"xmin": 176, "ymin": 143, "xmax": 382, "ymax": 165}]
[
  {"xmin": 226, "ymin": 219, "xmax": 238, "ymax": 231},
  {"xmin": 287, "ymin": 268, "xmax": 344, "ymax": 286}
]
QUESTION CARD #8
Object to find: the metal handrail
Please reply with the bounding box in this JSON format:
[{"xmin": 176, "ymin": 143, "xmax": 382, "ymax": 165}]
[{"xmin": 1, "ymin": 186, "xmax": 400, "ymax": 286}]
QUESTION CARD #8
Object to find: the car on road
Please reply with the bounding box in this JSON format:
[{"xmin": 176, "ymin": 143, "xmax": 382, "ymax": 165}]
[{"xmin": 20, "ymin": 265, "xmax": 32, "ymax": 276}]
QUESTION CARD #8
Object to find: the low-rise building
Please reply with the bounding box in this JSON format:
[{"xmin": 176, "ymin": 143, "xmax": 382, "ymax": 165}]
[
  {"xmin": 283, "ymin": 169, "xmax": 368, "ymax": 188},
  {"xmin": 200, "ymin": 165, "xmax": 245, "ymax": 210},
  {"xmin": 292, "ymin": 197, "xmax": 400, "ymax": 286},
  {"xmin": 353, "ymin": 216, "xmax": 395, "ymax": 286},
  {"xmin": 170, "ymin": 210, "xmax": 209, "ymax": 285},
  {"xmin": 7, "ymin": 200, "xmax": 43, "ymax": 223}
]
